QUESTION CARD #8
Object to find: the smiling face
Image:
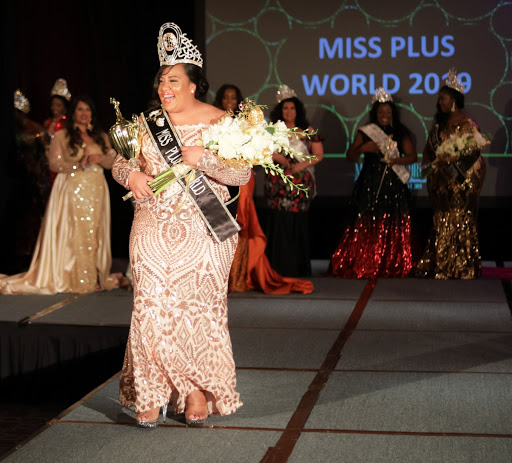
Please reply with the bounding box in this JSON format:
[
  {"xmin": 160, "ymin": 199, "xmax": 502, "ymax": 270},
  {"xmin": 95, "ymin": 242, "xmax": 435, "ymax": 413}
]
[
  {"xmin": 73, "ymin": 100, "xmax": 92, "ymax": 127},
  {"xmin": 376, "ymin": 103, "xmax": 393, "ymax": 127},
  {"xmin": 157, "ymin": 64, "xmax": 196, "ymax": 113},
  {"xmin": 221, "ymin": 88, "xmax": 238, "ymax": 112},
  {"xmin": 438, "ymin": 90, "xmax": 454, "ymax": 114},
  {"xmin": 282, "ymin": 101, "xmax": 297, "ymax": 125}
]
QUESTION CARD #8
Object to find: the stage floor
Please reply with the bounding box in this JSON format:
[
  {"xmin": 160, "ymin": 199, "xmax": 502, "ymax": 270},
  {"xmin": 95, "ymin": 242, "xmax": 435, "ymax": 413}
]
[{"xmin": 1, "ymin": 261, "xmax": 512, "ymax": 462}]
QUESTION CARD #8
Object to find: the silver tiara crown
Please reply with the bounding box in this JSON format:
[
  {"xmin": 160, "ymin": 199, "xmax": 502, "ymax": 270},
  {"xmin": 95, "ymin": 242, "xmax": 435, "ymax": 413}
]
[
  {"xmin": 445, "ymin": 68, "xmax": 465, "ymax": 93},
  {"xmin": 51, "ymin": 78, "xmax": 72, "ymax": 101},
  {"xmin": 276, "ymin": 84, "xmax": 297, "ymax": 103},
  {"xmin": 14, "ymin": 89, "xmax": 30, "ymax": 114},
  {"xmin": 157, "ymin": 22, "xmax": 203, "ymax": 68},
  {"xmin": 371, "ymin": 87, "xmax": 393, "ymax": 104}
]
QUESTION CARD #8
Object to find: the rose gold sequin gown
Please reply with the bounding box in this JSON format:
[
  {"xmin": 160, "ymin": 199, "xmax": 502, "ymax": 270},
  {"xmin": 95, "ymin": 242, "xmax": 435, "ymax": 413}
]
[
  {"xmin": 0, "ymin": 130, "xmax": 117, "ymax": 294},
  {"xmin": 112, "ymin": 123, "xmax": 250, "ymax": 415}
]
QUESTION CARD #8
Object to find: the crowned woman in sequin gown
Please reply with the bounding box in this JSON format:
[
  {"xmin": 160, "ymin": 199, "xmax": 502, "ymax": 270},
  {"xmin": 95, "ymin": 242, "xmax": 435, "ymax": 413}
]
[
  {"xmin": 415, "ymin": 82, "xmax": 486, "ymax": 279},
  {"xmin": 0, "ymin": 96, "xmax": 118, "ymax": 294},
  {"xmin": 329, "ymin": 90, "xmax": 417, "ymax": 279},
  {"xmin": 112, "ymin": 24, "xmax": 250, "ymax": 427}
]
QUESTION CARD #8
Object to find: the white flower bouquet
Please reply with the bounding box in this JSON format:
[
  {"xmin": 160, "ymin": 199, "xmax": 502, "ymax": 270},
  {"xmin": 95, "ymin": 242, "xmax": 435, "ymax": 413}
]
[
  {"xmin": 421, "ymin": 124, "xmax": 489, "ymax": 180},
  {"xmin": 435, "ymin": 126, "xmax": 489, "ymax": 163},
  {"xmin": 199, "ymin": 99, "xmax": 316, "ymax": 195}
]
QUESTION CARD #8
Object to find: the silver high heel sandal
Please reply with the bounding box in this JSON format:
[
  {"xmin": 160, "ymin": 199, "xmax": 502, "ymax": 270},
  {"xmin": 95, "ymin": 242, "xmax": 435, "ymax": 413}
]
[
  {"xmin": 185, "ymin": 406, "xmax": 208, "ymax": 426},
  {"xmin": 137, "ymin": 404, "xmax": 168, "ymax": 429},
  {"xmin": 185, "ymin": 415, "xmax": 207, "ymax": 426}
]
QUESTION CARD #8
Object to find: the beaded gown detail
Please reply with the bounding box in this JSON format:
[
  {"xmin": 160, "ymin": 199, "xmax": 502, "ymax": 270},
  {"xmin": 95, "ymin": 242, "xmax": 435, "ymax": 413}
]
[
  {"xmin": 415, "ymin": 119, "xmax": 485, "ymax": 279},
  {"xmin": 329, "ymin": 129, "xmax": 413, "ymax": 279},
  {"xmin": 0, "ymin": 130, "xmax": 117, "ymax": 294},
  {"xmin": 112, "ymin": 122, "xmax": 250, "ymax": 415}
]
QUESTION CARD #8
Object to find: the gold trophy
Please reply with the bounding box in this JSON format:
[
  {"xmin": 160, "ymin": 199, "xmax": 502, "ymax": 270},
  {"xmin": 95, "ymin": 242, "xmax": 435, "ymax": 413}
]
[{"xmin": 108, "ymin": 98, "xmax": 140, "ymax": 200}]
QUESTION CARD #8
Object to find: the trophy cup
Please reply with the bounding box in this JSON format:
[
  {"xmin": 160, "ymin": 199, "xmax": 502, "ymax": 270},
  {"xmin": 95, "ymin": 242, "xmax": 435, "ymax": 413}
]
[{"xmin": 109, "ymin": 98, "xmax": 140, "ymax": 200}]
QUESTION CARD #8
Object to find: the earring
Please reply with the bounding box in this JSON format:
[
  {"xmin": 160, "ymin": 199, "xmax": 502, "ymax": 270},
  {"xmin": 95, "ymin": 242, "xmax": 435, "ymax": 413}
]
[
  {"xmin": 191, "ymin": 89, "xmax": 195, "ymax": 94},
  {"xmin": 87, "ymin": 123, "xmax": 93, "ymax": 131},
  {"xmin": 451, "ymin": 102, "xmax": 456, "ymax": 112}
]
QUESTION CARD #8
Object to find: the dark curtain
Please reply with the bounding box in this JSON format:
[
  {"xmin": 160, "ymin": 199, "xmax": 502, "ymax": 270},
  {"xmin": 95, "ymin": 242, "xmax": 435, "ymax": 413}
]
[{"xmin": 0, "ymin": 1, "xmax": 204, "ymax": 272}]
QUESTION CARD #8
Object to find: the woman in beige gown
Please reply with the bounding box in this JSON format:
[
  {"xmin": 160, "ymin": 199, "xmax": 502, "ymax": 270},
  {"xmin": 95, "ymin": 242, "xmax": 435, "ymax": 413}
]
[
  {"xmin": 0, "ymin": 96, "xmax": 118, "ymax": 294},
  {"xmin": 112, "ymin": 23, "xmax": 250, "ymax": 428}
]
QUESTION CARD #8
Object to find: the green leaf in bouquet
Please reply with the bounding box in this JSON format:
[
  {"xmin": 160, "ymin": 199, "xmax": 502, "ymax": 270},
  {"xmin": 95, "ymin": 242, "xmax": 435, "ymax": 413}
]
[{"xmin": 420, "ymin": 164, "xmax": 433, "ymax": 179}]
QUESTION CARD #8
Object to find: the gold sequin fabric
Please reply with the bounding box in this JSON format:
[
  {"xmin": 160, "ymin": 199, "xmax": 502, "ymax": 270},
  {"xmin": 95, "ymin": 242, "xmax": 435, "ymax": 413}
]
[
  {"xmin": 0, "ymin": 130, "xmax": 117, "ymax": 294},
  {"xmin": 112, "ymin": 123, "xmax": 250, "ymax": 415},
  {"xmin": 416, "ymin": 120, "xmax": 486, "ymax": 279}
]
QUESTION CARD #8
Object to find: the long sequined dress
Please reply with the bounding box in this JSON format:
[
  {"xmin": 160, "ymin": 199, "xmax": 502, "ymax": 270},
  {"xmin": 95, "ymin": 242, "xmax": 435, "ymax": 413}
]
[
  {"xmin": 112, "ymin": 122, "xmax": 251, "ymax": 415},
  {"xmin": 415, "ymin": 119, "xmax": 486, "ymax": 279},
  {"xmin": 229, "ymin": 171, "xmax": 314, "ymax": 294},
  {"xmin": 264, "ymin": 137, "xmax": 315, "ymax": 277},
  {"xmin": 329, "ymin": 128, "xmax": 413, "ymax": 278},
  {"xmin": 0, "ymin": 130, "xmax": 118, "ymax": 294}
]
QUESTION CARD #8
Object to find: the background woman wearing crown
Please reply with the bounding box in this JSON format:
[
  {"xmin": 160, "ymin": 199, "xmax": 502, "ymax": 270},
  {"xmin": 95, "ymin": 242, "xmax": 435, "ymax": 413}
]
[
  {"xmin": 264, "ymin": 87, "xmax": 324, "ymax": 278},
  {"xmin": 43, "ymin": 78, "xmax": 71, "ymax": 189},
  {"xmin": 0, "ymin": 95, "xmax": 119, "ymax": 294},
  {"xmin": 329, "ymin": 89, "xmax": 417, "ymax": 278},
  {"xmin": 212, "ymin": 84, "xmax": 314, "ymax": 294},
  {"xmin": 10, "ymin": 90, "xmax": 49, "ymax": 272},
  {"xmin": 112, "ymin": 24, "xmax": 250, "ymax": 428},
  {"xmin": 415, "ymin": 74, "xmax": 486, "ymax": 279}
]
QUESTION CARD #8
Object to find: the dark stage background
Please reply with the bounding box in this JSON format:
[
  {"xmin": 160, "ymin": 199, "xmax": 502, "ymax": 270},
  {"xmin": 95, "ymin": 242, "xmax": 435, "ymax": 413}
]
[{"xmin": 1, "ymin": 1, "xmax": 511, "ymax": 274}]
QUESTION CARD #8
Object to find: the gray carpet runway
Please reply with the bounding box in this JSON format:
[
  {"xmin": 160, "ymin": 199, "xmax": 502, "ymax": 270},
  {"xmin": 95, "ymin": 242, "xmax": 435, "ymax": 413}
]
[{"xmin": 1, "ymin": 262, "xmax": 512, "ymax": 463}]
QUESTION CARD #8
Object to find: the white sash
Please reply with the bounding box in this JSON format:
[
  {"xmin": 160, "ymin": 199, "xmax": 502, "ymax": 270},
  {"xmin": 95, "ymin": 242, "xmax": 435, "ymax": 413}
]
[{"xmin": 359, "ymin": 123, "xmax": 410, "ymax": 184}]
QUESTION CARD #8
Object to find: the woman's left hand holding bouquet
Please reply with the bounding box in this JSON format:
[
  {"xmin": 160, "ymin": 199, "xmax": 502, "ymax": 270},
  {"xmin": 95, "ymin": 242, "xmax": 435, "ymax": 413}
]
[{"xmin": 128, "ymin": 171, "xmax": 156, "ymax": 200}]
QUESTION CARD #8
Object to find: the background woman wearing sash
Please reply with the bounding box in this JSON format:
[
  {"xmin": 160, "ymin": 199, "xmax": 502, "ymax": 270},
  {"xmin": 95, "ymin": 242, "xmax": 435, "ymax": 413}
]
[
  {"xmin": 213, "ymin": 84, "xmax": 314, "ymax": 294},
  {"xmin": 415, "ymin": 76, "xmax": 486, "ymax": 279},
  {"xmin": 112, "ymin": 24, "xmax": 250, "ymax": 428},
  {"xmin": 264, "ymin": 86, "xmax": 324, "ymax": 278},
  {"xmin": 329, "ymin": 89, "xmax": 417, "ymax": 279}
]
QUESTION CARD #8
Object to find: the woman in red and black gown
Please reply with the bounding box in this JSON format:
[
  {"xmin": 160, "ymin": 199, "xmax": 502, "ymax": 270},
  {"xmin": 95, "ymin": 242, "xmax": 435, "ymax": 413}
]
[
  {"xmin": 329, "ymin": 92, "xmax": 417, "ymax": 278},
  {"xmin": 43, "ymin": 79, "xmax": 71, "ymax": 189}
]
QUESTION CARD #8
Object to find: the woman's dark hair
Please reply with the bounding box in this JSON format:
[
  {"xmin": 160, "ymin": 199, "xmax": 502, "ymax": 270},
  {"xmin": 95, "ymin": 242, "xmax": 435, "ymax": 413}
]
[
  {"xmin": 434, "ymin": 85, "xmax": 465, "ymax": 129},
  {"xmin": 368, "ymin": 101, "xmax": 412, "ymax": 144},
  {"xmin": 65, "ymin": 95, "xmax": 107, "ymax": 156},
  {"xmin": 49, "ymin": 95, "xmax": 69, "ymax": 117},
  {"xmin": 270, "ymin": 96, "xmax": 309, "ymax": 130},
  {"xmin": 212, "ymin": 84, "xmax": 244, "ymax": 112},
  {"xmin": 153, "ymin": 64, "xmax": 209, "ymax": 100}
]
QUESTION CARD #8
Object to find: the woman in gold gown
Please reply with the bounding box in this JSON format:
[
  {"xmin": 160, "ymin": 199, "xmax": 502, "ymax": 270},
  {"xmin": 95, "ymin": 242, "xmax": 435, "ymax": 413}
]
[
  {"xmin": 112, "ymin": 23, "xmax": 250, "ymax": 428},
  {"xmin": 416, "ymin": 80, "xmax": 486, "ymax": 279},
  {"xmin": 0, "ymin": 96, "xmax": 118, "ymax": 294}
]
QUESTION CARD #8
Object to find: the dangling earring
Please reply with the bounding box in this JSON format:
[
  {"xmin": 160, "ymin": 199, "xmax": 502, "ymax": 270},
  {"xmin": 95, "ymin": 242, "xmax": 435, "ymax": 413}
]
[
  {"xmin": 451, "ymin": 102, "xmax": 456, "ymax": 113},
  {"xmin": 87, "ymin": 123, "xmax": 93, "ymax": 131}
]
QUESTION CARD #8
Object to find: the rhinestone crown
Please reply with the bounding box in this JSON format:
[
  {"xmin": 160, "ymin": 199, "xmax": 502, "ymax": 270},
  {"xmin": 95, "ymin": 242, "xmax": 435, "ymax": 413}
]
[
  {"xmin": 157, "ymin": 22, "xmax": 203, "ymax": 68},
  {"xmin": 14, "ymin": 89, "xmax": 30, "ymax": 114},
  {"xmin": 445, "ymin": 68, "xmax": 465, "ymax": 94}
]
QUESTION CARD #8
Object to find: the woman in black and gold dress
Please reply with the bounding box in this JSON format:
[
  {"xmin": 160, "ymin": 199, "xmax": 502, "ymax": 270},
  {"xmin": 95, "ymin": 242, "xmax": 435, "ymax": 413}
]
[{"xmin": 416, "ymin": 75, "xmax": 486, "ymax": 279}]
